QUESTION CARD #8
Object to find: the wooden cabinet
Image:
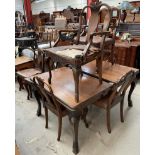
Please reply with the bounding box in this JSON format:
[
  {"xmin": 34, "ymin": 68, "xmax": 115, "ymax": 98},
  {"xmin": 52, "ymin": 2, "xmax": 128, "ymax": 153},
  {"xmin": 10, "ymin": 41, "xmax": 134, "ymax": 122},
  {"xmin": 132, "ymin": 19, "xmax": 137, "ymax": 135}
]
[{"xmin": 114, "ymin": 39, "xmax": 140, "ymax": 68}]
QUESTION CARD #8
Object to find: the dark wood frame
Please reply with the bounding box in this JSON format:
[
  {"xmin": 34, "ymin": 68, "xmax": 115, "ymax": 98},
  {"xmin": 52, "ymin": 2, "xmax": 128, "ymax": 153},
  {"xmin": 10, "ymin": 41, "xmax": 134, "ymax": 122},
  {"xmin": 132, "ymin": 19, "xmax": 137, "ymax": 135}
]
[{"xmin": 44, "ymin": 1, "xmax": 112, "ymax": 102}]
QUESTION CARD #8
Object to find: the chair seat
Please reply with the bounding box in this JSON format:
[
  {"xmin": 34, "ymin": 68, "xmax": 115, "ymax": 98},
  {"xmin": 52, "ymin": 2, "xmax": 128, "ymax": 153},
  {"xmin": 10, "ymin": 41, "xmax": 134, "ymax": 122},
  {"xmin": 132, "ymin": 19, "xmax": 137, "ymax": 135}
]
[
  {"xmin": 15, "ymin": 56, "xmax": 33, "ymax": 66},
  {"xmin": 16, "ymin": 68, "xmax": 41, "ymax": 78},
  {"xmin": 56, "ymin": 49, "xmax": 84, "ymax": 58},
  {"xmin": 45, "ymin": 44, "xmax": 100, "ymax": 60}
]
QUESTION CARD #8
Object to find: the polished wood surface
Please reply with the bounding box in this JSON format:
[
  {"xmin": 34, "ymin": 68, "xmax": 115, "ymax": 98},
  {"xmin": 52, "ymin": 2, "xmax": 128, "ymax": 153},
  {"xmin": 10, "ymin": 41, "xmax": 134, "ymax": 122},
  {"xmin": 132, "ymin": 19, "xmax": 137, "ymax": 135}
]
[
  {"xmin": 82, "ymin": 60, "xmax": 138, "ymax": 83},
  {"xmin": 114, "ymin": 39, "xmax": 140, "ymax": 67},
  {"xmin": 30, "ymin": 67, "xmax": 112, "ymax": 109},
  {"xmin": 15, "ymin": 56, "xmax": 34, "ymax": 71},
  {"xmin": 16, "ymin": 49, "xmax": 45, "ymax": 99},
  {"xmin": 15, "ymin": 56, "xmax": 32, "ymax": 66}
]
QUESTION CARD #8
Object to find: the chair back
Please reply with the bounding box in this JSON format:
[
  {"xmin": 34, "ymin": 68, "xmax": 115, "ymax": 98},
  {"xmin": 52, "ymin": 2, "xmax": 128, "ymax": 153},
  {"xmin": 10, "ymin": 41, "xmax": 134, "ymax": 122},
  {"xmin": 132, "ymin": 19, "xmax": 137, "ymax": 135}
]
[
  {"xmin": 38, "ymin": 31, "xmax": 53, "ymax": 45},
  {"xmin": 108, "ymin": 70, "xmax": 135, "ymax": 104},
  {"xmin": 34, "ymin": 48, "xmax": 45, "ymax": 72},
  {"xmin": 32, "ymin": 76, "xmax": 62, "ymax": 113},
  {"xmin": 109, "ymin": 7, "xmax": 121, "ymax": 39},
  {"xmin": 77, "ymin": 1, "xmax": 111, "ymax": 43}
]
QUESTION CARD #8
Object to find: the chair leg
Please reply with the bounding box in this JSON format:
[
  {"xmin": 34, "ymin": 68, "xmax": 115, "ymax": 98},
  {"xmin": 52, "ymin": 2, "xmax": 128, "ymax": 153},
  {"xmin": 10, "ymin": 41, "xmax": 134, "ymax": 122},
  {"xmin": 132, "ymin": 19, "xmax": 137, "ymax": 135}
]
[
  {"xmin": 72, "ymin": 67, "xmax": 80, "ymax": 102},
  {"xmin": 68, "ymin": 115, "xmax": 73, "ymax": 126},
  {"xmin": 29, "ymin": 85, "xmax": 32, "ymax": 98},
  {"xmin": 120, "ymin": 99, "xmax": 124, "ymax": 123},
  {"xmin": 57, "ymin": 116, "xmax": 62, "ymax": 141},
  {"xmin": 44, "ymin": 107, "xmax": 48, "ymax": 128},
  {"xmin": 17, "ymin": 76, "xmax": 24, "ymax": 91},
  {"xmin": 106, "ymin": 108, "xmax": 111, "ymax": 133},
  {"xmin": 82, "ymin": 107, "xmax": 89, "ymax": 128},
  {"xmin": 24, "ymin": 83, "xmax": 30, "ymax": 100}
]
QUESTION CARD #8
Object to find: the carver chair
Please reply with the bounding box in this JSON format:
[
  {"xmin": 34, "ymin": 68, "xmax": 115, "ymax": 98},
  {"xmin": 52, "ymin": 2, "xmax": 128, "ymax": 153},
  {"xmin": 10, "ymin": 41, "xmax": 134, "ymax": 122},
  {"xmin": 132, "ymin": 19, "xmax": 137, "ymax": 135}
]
[
  {"xmin": 16, "ymin": 48, "xmax": 45, "ymax": 99},
  {"xmin": 77, "ymin": 6, "xmax": 120, "ymax": 64},
  {"xmin": 44, "ymin": 1, "xmax": 112, "ymax": 102},
  {"xmin": 94, "ymin": 70, "xmax": 135, "ymax": 133}
]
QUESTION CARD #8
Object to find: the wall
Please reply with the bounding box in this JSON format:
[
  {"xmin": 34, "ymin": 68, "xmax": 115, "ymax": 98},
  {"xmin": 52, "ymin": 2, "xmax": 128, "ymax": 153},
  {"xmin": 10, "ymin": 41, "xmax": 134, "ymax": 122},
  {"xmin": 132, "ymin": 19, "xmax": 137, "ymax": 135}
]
[
  {"xmin": 15, "ymin": 0, "xmax": 24, "ymax": 14},
  {"xmin": 15, "ymin": 0, "xmax": 140, "ymax": 15},
  {"xmin": 31, "ymin": 0, "xmax": 87, "ymax": 14}
]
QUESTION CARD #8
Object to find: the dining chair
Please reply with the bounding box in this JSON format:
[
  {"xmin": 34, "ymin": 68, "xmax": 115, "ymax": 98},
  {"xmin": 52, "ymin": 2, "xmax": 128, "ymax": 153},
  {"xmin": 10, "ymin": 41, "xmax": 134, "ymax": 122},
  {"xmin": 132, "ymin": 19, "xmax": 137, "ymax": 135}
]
[
  {"xmin": 32, "ymin": 75, "xmax": 89, "ymax": 141},
  {"xmin": 16, "ymin": 48, "xmax": 45, "ymax": 99},
  {"xmin": 15, "ymin": 47, "xmax": 36, "ymax": 91},
  {"xmin": 94, "ymin": 70, "xmax": 135, "ymax": 133},
  {"xmin": 32, "ymin": 76, "xmax": 68, "ymax": 141}
]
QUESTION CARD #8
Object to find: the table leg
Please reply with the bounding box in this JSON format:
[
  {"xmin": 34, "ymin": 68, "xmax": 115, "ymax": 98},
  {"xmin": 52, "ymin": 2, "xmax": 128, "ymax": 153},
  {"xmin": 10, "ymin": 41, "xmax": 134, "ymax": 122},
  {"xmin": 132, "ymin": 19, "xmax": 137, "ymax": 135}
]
[
  {"xmin": 70, "ymin": 110, "xmax": 81, "ymax": 154},
  {"xmin": 128, "ymin": 81, "xmax": 136, "ymax": 107},
  {"xmin": 18, "ymin": 47, "xmax": 23, "ymax": 57},
  {"xmin": 72, "ymin": 67, "xmax": 81, "ymax": 103},
  {"xmin": 33, "ymin": 89, "xmax": 42, "ymax": 116}
]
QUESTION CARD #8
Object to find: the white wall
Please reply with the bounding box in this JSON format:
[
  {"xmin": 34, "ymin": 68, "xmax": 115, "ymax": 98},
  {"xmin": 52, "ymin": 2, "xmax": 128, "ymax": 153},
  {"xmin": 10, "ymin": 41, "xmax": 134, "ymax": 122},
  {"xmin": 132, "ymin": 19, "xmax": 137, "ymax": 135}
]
[
  {"xmin": 100, "ymin": 0, "xmax": 140, "ymax": 7},
  {"xmin": 15, "ymin": 0, "xmax": 24, "ymax": 14},
  {"xmin": 31, "ymin": 0, "xmax": 87, "ymax": 14},
  {"xmin": 15, "ymin": 0, "xmax": 140, "ymax": 15}
]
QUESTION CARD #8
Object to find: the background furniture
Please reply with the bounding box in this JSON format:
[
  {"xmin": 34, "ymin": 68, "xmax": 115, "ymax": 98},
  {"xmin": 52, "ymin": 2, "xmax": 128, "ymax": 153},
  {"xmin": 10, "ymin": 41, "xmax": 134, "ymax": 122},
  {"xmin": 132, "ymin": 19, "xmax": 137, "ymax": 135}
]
[
  {"xmin": 16, "ymin": 49, "xmax": 45, "ymax": 100},
  {"xmin": 15, "ymin": 55, "xmax": 34, "ymax": 72},
  {"xmin": 53, "ymin": 8, "xmax": 86, "ymax": 24},
  {"xmin": 114, "ymin": 38, "xmax": 140, "ymax": 68},
  {"xmin": 126, "ymin": 1, "xmax": 140, "ymax": 23},
  {"xmin": 117, "ymin": 23, "xmax": 140, "ymax": 37},
  {"xmin": 15, "ymin": 37, "xmax": 38, "ymax": 57}
]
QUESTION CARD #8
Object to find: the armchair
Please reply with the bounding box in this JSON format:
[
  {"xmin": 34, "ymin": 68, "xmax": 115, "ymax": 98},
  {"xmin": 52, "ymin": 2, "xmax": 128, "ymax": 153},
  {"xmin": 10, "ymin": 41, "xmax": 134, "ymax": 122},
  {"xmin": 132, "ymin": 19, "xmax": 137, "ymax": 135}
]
[
  {"xmin": 76, "ymin": 7, "xmax": 120, "ymax": 64},
  {"xmin": 44, "ymin": 1, "xmax": 112, "ymax": 102}
]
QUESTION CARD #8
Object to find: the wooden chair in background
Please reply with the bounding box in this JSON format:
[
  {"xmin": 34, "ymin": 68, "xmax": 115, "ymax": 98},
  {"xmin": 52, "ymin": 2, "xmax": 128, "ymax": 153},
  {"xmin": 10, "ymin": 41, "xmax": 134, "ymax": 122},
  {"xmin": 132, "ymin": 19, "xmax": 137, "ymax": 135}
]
[{"xmin": 16, "ymin": 48, "xmax": 45, "ymax": 99}]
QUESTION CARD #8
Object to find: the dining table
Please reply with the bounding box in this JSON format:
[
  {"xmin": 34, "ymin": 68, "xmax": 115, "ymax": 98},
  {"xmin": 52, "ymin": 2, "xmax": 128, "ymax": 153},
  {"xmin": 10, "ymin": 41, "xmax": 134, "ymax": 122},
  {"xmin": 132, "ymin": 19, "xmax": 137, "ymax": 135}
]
[
  {"xmin": 25, "ymin": 67, "xmax": 112, "ymax": 154},
  {"xmin": 82, "ymin": 60, "xmax": 139, "ymax": 107}
]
